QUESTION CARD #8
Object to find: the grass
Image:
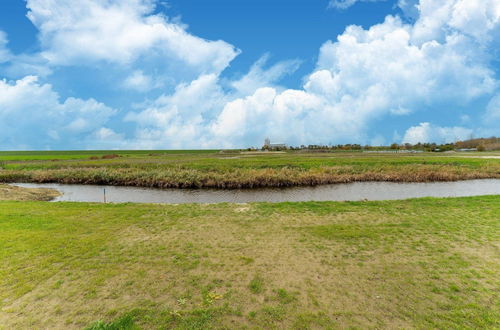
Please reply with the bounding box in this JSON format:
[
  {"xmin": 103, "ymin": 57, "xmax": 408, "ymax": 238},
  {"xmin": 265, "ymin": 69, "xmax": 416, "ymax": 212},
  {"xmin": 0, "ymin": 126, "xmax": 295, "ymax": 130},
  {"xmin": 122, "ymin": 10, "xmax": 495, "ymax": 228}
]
[
  {"xmin": 0, "ymin": 196, "xmax": 498, "ymax": 328},
  {"xmin": 0, "ymin": 150, "xmax": 499, "ymax": 188},
  {"xmin": 248, "ymin": 276, "xmax": 264, "ymax": 294}
]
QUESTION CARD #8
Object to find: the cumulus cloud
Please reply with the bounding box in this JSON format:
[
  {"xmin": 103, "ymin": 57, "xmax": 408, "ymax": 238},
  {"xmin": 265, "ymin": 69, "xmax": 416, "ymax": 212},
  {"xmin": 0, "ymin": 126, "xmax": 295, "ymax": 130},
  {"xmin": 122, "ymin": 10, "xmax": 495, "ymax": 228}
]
[
  {"xmin": 119, "ymin": 0, "xmax": 499, "ymax": 148},
  {"xmin": 210, "ymin": 87, "xmax": 341, "ymax": 147},
  {"xmin": 125, "ymin": 54, "xmax": 306, "ymax": 148},
  {"xmin": 411, "ymin": 0, "xmax": 500, "ymax": 45},
  {"xmin": 402, "ymin": 122, "xmax": 473, "ymax": 144},
  {"xmin": 0, "ymin": 76, "xmax": 116, "ymax": 149},
  {"xmin": 125, "ymin": 74, "xmax": 229, "ymax": 148},
  {"xmin": 316, "ymin": 15, "xmax": 495, "ymax": 104},
  {"xmin": 2, "ymin": 0, "xmax": 499, "ymax": 149},
  {"xmin": 200, "ymin": 0, "xmax": 497, "ymax": 147},
  {"xmin": 26, "ymin": 0, "xmax": 239, "ymax": 75}
]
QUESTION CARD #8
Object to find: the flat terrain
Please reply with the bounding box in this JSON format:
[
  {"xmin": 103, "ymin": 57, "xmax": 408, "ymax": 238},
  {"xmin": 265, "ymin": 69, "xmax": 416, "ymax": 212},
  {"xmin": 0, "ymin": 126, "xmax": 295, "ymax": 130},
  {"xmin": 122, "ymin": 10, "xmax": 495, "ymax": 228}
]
[
  {"xmin": 1, "ymin": 150, "xmax": 500, "ymax": 188},
  {"xmin": 1, "ymin": 197, "xmax": 498, "ymax": 329}
]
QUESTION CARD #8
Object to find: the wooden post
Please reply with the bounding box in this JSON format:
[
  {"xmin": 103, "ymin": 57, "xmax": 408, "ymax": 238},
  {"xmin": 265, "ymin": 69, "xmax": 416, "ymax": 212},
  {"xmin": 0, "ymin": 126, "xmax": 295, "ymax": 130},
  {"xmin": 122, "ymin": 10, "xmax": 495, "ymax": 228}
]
[{"xmin": 103, "ymin": 188, "xmax": 106, "ymax": 203}]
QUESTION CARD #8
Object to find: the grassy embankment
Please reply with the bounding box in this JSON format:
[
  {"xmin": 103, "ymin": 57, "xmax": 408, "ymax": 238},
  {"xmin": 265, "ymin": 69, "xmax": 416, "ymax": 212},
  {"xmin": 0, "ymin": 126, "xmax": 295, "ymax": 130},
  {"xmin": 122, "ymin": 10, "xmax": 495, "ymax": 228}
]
[
  {"xmin": 0, "ymin": 197, "xmax": 499, "ymax": 329},
  {"xmin": 1, "ymin": 150, "xmax": 500, "ymax": 188}
]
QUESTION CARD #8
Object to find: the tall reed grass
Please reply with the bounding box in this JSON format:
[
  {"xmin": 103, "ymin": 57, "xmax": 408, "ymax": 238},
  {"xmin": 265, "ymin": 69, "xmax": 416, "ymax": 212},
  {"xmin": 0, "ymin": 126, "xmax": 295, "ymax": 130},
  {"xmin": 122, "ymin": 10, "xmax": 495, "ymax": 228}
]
[{"xmin": 1, "ymin": 163, "xmax": 498, "ymax": 189}]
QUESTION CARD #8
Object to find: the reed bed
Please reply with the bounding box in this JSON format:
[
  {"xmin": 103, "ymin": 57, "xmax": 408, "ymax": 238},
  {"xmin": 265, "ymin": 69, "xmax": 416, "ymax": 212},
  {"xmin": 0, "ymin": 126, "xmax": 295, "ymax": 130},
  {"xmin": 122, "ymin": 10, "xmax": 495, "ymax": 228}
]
[{"xmin": 0, "ymin": 164, "xmax": 499, "ymax": 189}]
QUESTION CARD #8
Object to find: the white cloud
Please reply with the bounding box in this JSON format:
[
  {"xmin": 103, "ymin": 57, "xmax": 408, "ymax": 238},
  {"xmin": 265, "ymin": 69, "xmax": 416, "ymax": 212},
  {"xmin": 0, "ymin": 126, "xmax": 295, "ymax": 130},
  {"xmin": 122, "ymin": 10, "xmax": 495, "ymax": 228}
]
[
  {"xmin": 0, "ymin": 31, "xmax": 11, "ymax": 63},
  {"xmin": 84, "ymin": 127, "xmax": 128, "ymax": 149},
  {"xmin": 26, "ymin": 0, "xmax": 239, "ymax": 75},
  {"xmin": 411, "ymin": 0, "xmax": 500, "ymax": 45},
  {"xmin": 125, "ymin": 74, "xmax": 229, "ymax": 148},
  {"xmin": 127, "ymin": 74, "xmax": 226, "ymax": 125},
  {"xmin": 316, "ymin": 15, "xmax": 495, "ymax": 105},
  {"xmin": 123, "ymin": 70, "xmax": 156, "ymax": 92},
  {"xmin": 119, "ymin": 0, "xmax": 499, "ymax": 148},
  {"xmin": 484, "ymin": 94, "xmax": 500, "ymax": 121},
  {"xmin": 0, "ymin": 76, "xmax": 116, "ymax": 149},
  {"xmin": 397, "ymin": 0, "xmax": 419, "ymax": 19},
  {"xmin": 93, "ymin": 127, "xmax": 123, "ymax": 140},
  {"xmin": 2, "ymin": 0, "xmax": 499, "ymax": 149},
  {"xmin": 402, "ymin": 122, "xmax": 473, "ymax": 144},
  {"xmin": 202, "ymin": 0, "xmax": 498, "ymax": 147},
  {"xmin": 210, "ymin": 87, "xmax": 335, "ymax": 147},
  {"xmin": 329, "ymin": 0, "xmax": 387, "ymax": 10},
  {"xmin": 230, "ymin": 54, "xmax": 301, "ymax": 96},
  {"xmin": 125, "ymin": 55, "xmax": 305, "ymax": 148}
]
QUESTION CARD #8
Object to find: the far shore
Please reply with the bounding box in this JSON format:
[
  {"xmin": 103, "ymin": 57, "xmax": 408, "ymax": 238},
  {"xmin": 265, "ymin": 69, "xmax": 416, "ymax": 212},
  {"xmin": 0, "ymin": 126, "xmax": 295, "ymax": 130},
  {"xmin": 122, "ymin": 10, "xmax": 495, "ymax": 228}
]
[{"xmin": 1, "ymin": 150, "xmax": 499, "ymax": 189}]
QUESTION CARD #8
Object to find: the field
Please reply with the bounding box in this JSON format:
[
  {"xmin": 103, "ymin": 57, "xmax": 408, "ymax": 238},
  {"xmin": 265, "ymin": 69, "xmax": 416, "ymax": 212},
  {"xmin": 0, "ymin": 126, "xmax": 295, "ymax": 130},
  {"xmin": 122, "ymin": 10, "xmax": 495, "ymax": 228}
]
[
  {"xmin": 0, "ymin": 196, "xmax": 499, "ymax": 329},
  {"xmin": 1, "ymin": 150, "xmax": 500, "ymax": 188},
  {"xmin": 1, "ymin": 151, "xmax": 499, "ymax": 329}
]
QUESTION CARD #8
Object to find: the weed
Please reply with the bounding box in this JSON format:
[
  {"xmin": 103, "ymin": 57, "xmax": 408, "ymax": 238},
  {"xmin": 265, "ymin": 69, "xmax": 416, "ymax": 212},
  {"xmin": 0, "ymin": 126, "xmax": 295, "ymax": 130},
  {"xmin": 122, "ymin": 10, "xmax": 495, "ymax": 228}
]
[
  {"xmin": 275, "ymin": 288, "xmax": 297, "ymax": 304},
  {"xmin": 249, "ymin": 276, "xmax": 264, "ymax": 294},
  {"xmin": 85, "ymin": 314, "xmax": 137, "ymax": 330}
]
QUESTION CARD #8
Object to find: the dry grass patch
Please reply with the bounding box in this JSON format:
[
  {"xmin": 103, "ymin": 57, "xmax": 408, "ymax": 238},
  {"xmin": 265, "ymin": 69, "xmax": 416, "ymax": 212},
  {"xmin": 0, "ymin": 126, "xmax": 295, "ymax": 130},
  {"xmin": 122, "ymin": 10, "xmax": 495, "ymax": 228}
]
[{"xmin": 0, "ymin": 184, "xmax": 60, "ymax": 201}]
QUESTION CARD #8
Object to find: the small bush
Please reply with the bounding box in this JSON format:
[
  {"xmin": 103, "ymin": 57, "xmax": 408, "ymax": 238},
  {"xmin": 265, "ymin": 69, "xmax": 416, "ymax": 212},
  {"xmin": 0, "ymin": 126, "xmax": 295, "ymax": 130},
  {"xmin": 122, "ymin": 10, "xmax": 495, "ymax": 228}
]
[{"xmin": 102, "ymin": 154, "xmax": 120, "ymax": 159}]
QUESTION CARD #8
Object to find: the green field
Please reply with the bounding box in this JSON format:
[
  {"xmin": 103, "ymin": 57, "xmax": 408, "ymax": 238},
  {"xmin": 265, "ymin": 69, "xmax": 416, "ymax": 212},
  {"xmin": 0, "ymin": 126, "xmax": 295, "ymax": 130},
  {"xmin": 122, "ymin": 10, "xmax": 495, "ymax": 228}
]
[
  {"xmin": 1, "ymin": 150, "xmax": 499, "ymax": 188},
  {"xmin": 0, "ymin": 196, "xmax": 499, "ymax": 329}
]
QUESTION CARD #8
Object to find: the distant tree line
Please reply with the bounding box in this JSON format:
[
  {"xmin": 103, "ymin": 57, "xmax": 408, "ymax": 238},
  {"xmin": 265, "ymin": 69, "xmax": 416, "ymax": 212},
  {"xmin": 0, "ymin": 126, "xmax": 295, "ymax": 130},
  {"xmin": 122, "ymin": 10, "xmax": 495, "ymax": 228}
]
[{"xmin": 243, "ymin": 136, "xmax": 499, "ymax": 152}]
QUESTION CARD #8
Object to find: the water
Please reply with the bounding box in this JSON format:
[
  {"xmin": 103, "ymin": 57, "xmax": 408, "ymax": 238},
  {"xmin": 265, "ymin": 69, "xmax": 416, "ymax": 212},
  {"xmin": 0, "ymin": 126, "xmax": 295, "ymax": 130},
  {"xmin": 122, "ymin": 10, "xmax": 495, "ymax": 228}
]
[{"xmin": 11, "ymin": 179, "xmax": 500, "ymax": 204}]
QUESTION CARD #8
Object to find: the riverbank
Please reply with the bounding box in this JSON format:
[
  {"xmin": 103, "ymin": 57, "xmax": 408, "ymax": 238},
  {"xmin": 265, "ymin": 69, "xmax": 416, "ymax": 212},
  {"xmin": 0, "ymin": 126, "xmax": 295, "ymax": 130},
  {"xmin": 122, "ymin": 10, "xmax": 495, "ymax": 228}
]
[
  {"xmin": 1, "ymin": 150, "xmax": 500, "ymax": 189},
  {"xmin": 0, "ymin": 184, "xmax": 60, "ymax": 201},
  {"xmin": 1, "ymin": 196, "xmax": 498, "ymax": 329}
]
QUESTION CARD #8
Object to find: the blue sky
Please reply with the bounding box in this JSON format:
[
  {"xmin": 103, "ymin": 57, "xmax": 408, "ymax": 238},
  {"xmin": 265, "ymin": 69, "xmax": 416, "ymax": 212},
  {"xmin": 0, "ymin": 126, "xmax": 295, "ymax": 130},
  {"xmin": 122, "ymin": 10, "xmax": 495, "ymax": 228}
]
[{"xmin": 0, "ymin": 0, "xmax": 498, "ymax": 150}]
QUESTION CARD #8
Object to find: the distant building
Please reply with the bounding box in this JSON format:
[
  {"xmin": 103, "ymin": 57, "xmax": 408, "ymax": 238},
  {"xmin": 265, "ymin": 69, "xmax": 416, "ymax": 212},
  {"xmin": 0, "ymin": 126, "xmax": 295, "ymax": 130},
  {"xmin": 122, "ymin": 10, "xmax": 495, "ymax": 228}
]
[{"xmin": 263, "ymin": 138, "xmax": 287, "ymax": 150}]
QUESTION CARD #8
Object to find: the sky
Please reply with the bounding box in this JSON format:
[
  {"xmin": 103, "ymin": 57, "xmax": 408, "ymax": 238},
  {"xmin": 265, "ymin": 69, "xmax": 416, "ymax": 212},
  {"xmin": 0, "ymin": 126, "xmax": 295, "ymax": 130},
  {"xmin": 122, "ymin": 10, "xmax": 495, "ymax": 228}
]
[{"xmin": 0, "ymin": 0, "xmax": 498, "ymax": 150}]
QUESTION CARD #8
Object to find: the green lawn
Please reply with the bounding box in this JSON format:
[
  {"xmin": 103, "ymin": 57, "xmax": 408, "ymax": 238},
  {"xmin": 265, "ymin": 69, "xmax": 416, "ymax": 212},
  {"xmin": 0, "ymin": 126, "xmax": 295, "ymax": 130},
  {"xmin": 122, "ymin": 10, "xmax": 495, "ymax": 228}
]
[
  {"xmin": 1, "ymin": 150, "xmax": 499, "ymax": 188},
  {"xmin": 1, "ymin": 196, "xmax": 498, "ymax": 329}
]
